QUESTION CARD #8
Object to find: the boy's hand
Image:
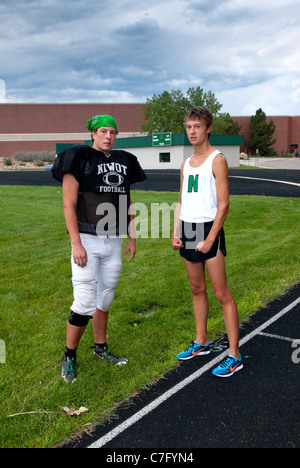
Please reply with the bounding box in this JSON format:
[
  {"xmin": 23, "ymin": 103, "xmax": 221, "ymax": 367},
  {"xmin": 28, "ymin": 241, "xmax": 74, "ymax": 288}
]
[{"xmin": 124, "ymin": 237, "xmax": 136, "ymax": 263}]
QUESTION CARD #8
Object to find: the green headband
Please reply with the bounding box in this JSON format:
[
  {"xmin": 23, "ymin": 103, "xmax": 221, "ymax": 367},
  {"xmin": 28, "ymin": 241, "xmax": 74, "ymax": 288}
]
[{"xmin": 87, "ymin": 114, "xmax": 118, "ymax": 132}]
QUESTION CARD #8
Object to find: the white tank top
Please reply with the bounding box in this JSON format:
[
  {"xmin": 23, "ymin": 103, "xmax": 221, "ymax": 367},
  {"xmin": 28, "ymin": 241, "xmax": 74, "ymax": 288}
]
[{"xmin": 180, "ymin": 149, "xmax": 222, "ymax": 223}]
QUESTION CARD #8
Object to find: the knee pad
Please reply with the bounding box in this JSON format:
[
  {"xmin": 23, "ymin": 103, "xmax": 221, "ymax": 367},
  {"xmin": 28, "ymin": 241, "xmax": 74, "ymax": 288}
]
[{"xmin": 68, "ymin": 311, "xmax": 92, "ymax": 327}]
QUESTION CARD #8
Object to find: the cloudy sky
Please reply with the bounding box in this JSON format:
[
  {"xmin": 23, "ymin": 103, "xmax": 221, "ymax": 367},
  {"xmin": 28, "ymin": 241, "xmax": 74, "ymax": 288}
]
[{"xmin": 0, "ymin": 0, "xmax": 299, "ymax": 116}]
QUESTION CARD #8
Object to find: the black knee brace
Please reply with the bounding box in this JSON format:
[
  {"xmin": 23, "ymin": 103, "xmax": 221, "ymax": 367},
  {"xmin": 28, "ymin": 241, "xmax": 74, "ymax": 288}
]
[{"xmin": 68, "ymin": 311, "xmax": 92, "ymax": 327}]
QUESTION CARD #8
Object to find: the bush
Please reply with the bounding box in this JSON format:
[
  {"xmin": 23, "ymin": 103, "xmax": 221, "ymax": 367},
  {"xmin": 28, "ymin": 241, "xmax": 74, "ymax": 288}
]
[{"xmin": 14, "ymin": 151, "xmax": 56, "ymax": 165}]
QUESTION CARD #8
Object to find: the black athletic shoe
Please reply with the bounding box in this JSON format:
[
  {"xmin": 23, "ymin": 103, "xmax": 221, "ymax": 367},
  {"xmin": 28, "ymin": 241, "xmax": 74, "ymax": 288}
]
[
  {"xmin": 61, "ymin": 354, "xmax": 77, "ymax": 383},
  {"xmin": 93, "ymin": 345, "xmax": 128, "ymax": 366}
]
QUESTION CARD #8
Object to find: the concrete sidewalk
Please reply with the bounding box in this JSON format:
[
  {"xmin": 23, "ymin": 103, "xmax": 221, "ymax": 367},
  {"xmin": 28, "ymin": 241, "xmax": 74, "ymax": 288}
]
[{"xmin": 240, "ymin": 157, "xmax": 300, "ymax": 170}]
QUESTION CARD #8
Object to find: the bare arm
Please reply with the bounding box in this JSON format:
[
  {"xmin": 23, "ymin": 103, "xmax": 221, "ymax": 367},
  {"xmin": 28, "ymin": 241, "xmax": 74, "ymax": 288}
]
[
  {"xmin": 172, "ymin": 161, "xmax": 184, "ymax": 250},
  {"xmin": 196, "ymin": 154, "xmax": 229, "ymax": 253},
  {"xmin": 124, "ymin": 198, "xmax": 136, "ymax": 263},
  {"xmin": 62, "ymin": 173, "xmax": 87, "ymax": 267}
]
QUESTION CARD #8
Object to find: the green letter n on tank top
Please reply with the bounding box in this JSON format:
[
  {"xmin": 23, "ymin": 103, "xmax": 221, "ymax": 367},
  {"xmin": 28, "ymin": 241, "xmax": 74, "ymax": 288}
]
[{"xmin": 188, "ymin": 174, "xmax": 199, "ymax": 192}]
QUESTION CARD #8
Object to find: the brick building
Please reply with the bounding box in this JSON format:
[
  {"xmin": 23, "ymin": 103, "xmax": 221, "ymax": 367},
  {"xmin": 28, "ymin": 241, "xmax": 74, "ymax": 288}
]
[
  {"xmin": 0, "ymin": 103, "xmax": 145, "ymax": 157},
  {"xmin": 0, "ymin": 103, "xmax": 299, "ymax": 157},
  {"xmin": 234, "ymin": 115, "xmax": 300, "ymax": 155}
]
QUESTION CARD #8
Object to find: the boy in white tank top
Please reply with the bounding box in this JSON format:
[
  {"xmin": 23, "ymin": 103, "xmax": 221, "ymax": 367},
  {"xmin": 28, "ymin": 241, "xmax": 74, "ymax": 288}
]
[{"xmin": 172, "ymin": 107, "xmax": 243, "ymax": 378}]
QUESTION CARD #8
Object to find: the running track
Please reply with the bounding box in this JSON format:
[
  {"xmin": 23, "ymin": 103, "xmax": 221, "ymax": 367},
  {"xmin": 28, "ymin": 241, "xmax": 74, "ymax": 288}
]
[
  {"xmin": 0, "ymin": 168, "xmax": 300, "ymax": 197},
  {"xmin": 77, "ymin": 284, "xmax": 300, "ymax": 450}
]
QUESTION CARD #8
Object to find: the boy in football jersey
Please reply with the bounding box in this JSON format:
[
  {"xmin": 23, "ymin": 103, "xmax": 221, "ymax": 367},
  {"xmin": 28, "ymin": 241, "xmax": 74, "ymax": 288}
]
[
  {"xmin": 52, "ymin": 114, "xmax": 146, "ymax": 382},
  {"xmin": 172, "ymin": 107, "xmax": 243, "ymax": 378}
]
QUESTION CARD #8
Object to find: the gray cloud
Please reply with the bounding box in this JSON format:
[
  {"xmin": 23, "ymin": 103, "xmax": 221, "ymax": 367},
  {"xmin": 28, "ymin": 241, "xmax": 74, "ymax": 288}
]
[{"xmin": 0, "ymin": 0, "xmax": 299, "ymax": 114}]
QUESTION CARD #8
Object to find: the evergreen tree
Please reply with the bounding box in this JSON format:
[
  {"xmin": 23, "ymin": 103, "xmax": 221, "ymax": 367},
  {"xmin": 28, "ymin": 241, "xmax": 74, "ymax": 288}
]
[{"xmin": 245, "ymin": 108, "xmax": 277, "ymax": 156}]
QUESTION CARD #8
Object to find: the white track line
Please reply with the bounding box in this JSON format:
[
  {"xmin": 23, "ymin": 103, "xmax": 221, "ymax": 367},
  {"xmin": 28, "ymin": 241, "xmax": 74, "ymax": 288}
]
[
  {"xmin": 258, "ymin": 332, "xmax": 296, "ymax": 342},
  {"xmin": 88, "ymin": 296, "xmax": 300, "ymax": 449},
  {"xmin": 229, "ymin": 175, "xmax": 300, "ymax": 187}
]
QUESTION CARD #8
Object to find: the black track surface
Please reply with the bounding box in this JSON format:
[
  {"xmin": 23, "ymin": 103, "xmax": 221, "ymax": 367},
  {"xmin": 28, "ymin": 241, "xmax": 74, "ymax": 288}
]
[
  {"xmin": 62, "ymin": 283, "xmax": 300, "ymax": 450},
  {"xmin": 0, "ymin": 168, "xmax": 299, "ymax": 197}
]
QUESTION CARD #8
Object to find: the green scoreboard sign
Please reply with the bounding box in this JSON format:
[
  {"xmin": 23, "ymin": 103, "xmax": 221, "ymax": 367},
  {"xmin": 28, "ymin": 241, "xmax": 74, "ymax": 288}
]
[{"xmin": 152, "ymin": 132, "xmax": 172, "ymax": 146}]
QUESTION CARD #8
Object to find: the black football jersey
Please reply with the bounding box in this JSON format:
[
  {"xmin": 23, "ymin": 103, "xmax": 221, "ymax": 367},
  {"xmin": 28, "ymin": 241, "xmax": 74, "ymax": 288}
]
[{"xmin": 52, "ymin": 145, "xmax": 146, "ymax": 236}]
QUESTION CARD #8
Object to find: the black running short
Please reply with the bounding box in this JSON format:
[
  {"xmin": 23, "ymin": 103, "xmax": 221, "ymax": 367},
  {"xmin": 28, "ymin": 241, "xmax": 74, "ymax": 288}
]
[{"xmin": 180, "ymin": 220, "xmax": 226, "ymax": 263}]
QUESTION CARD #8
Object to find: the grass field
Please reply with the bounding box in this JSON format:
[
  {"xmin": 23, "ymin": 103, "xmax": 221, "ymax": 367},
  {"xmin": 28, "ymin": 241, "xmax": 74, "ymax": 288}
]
[{"xmin": 0, "ymin": 185, "xmax": 299, "ymax": 448}]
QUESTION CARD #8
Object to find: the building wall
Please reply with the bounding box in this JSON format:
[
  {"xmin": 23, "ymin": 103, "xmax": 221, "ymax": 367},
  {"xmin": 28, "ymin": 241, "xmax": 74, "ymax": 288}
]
[
  {"xmin": 0, "ymin": 103, "xmax": 299, "ymax": 157},
  {"xmin": 290, "ymin": 116, "xmax": 300, "ymax": 153},
  {"xmin": 234, "ymin": 115, "xmax": 300, "ymax": 155},
  {"xmin": 56, "ymin": 134, "xmax": 242, "ymax": 169},
  {"xmin": 0, "ymin": 103, "xmax": 145, "ymax": 157},
  {"xmin": 106, "ymin": 133, "xmax": 241, "ymax": 168},
  {"xmin": 130, "ymin": 144, "xmax": 240, "ymax": 169},
  {"xmin": 0, "ymin": 103, "xmax": 144, "ymax": 134}
]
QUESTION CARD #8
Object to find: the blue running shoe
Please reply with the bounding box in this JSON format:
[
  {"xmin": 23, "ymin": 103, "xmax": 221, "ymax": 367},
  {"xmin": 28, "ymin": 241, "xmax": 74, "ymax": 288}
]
[
  {"xmin": 212, "ymin": 353, "xmax": 243, "ymax": 378},
  {"xmin": 176, "ymin": 341, "xmax": 210, "ymax": 360}
]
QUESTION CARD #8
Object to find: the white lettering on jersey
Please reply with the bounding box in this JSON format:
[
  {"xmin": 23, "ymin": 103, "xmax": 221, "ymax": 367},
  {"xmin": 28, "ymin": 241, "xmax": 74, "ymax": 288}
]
[{"xmin": 97, "ymin": 162, "xmax": 127, "ymax": 176}]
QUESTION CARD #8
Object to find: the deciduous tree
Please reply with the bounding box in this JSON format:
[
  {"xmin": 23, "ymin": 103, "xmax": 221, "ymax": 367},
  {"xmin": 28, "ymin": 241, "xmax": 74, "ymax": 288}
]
[{"xmin": 141, "ymin": 87, "xmax": 240, "ymax": 135}]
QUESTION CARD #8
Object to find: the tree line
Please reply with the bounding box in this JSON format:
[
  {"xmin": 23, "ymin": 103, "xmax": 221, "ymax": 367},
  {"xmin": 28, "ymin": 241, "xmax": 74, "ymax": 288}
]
[{"xmin": 141, "ymin": 87, "xmax": 277, "ymax": 156}]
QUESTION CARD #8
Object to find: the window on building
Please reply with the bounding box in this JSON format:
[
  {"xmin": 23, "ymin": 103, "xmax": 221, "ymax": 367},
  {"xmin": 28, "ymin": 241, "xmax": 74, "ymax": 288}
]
[{"xmin": 159, "ymin": 152, "xmax": 171, "ymax": 163}]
